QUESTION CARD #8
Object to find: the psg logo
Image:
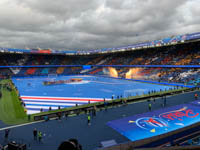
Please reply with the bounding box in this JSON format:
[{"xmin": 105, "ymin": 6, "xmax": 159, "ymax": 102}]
[{"xmin": 136, "ymin": 117, "xmax": 168, "ymax": 130}]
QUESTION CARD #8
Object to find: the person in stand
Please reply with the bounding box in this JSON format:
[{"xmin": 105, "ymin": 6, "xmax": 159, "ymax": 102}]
[{"xmin": 33, "ymin": 128, "xmax": 37, "ymax": 141}]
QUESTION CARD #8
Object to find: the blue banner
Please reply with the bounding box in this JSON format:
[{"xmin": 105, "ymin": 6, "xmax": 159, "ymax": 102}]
[
  {"xmin": 107, "ymin": 103, "xmax": 200, "ymax": 141},
  {"xmin": 1, "ymin": 64, "xmax": 200, "ymax": 68}
]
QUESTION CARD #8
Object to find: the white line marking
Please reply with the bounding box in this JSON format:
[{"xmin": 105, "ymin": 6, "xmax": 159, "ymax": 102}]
[
  {"xmin": 0, "ymin": 120, "xmax": 43, "ymax": 131},
  {"xmin": 0, "ymin": 117, "xmax": 60, "ymax": 131}
]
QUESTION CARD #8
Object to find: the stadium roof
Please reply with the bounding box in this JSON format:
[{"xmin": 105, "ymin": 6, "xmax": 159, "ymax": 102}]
[{"xmin": 0, "ymin": 32, "xmax": 200, "ymax": 55}]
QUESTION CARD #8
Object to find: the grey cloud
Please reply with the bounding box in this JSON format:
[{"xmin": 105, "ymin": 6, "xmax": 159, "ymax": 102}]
[
  {"xmin": 0, "ymin": 0, "xmax": 199, "ymax": 50},
  {"xmin": 18, "ymin": 0, "xmax": 100, "ymax": 20}
]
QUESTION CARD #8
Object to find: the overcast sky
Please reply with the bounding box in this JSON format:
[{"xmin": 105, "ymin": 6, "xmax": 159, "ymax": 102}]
[{"xmin": 0, "ymin": 0, "xmax": 199, "ymax": 50}]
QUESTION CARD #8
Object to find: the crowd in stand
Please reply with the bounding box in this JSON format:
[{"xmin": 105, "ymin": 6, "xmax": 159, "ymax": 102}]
[{"xmin": 0, "ymin": 41, "xmax": 200, "ymax": 85}]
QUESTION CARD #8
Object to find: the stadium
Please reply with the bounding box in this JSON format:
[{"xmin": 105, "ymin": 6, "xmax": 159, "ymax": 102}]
[
  {"xmin": 1, "ymin": 31, "xmax": 200, "ymax": 150},
  {"xmin": 1, "ymin": 0, "xmax": 200, "ymax": 149}
]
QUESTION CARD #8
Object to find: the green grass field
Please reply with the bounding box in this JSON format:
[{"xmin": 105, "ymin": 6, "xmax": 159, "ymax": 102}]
[{"xmin": 0, "ymin": 79, "xmax": 28, "ymax": 125}]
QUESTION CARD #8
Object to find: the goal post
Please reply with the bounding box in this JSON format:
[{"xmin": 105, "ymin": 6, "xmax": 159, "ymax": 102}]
[
  {"xmin": 47, "ymin": 73, "xmax": 58, "ymax": 80},
  {"xmin": 124, "ymin": 89, "xmax": 146, "ymax": 98},
  {"xmin": 124, "ymin": 89, "xmax": 136, "ymax": 98}
]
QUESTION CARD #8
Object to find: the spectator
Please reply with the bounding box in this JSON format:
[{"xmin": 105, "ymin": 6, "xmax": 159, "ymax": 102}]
[
  {"xmin": 0, "ymin": 144, "xmax": 3, "ymax": 150},
  {"xmin": 58, "ymin": 139, "xmax": 82, "ymax": 150}
]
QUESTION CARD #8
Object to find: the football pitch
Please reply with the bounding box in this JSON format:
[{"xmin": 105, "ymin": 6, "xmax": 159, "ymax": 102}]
[{"xmin": 11, "ymin": 75, "xmax": 174, "ymax": 114}]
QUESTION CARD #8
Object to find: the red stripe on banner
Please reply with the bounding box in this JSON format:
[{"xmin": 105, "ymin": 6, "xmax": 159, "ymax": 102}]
[{"xmin": 20, "ymin": 96, "xmax": 104, "ymax": 102}]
